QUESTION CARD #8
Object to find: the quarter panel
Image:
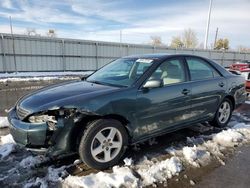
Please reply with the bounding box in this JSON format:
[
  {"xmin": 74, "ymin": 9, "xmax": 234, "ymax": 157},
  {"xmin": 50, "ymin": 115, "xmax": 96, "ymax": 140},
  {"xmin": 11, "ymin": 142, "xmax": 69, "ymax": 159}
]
[{"xmin": 189, "ymin": 77, "xmax": 226, "ymax": 120}]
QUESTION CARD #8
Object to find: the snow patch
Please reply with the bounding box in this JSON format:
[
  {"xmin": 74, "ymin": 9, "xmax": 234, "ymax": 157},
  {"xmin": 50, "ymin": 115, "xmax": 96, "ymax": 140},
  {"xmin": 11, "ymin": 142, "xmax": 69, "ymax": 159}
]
[
  {"xmin": 20, "ymin": 156, "xmax": 42, "ymax": 168},
  {"xmin": 0, "ymin": 134, "xmax": 16, "ymax": 160},
  {"xmin": 245, "ymin": 101, "xmax": 250, "ymax": 104},
  {"xmin": 0, "ymin": 71, "xmax": 93, "ymax": 83},
  {"xmin": 182, "ymin": 146, "xmax": 210, "ymax": 167},
  {"xmin": 24, "ymin": 166, "xmax": 68, "ymax": 188},
  {"xmin": 0, "ymin": 134, "xmax": 15, "ymax": 144},
  {"xmin": 137, "ymin": 156, "xmax": 182, "ymax": 186},
  {"xmin": 64, "ymin": 166, "xmax": 138, "ymax": 188},
  {"xmin": 0, "ymin": 117, "xmax": 9, "ymax": 128},
  {"xmin": 24, "ymin": 177, "xmax": 48, "ymax": 188},
  {"xmin": 47, "ymin": 166, "xmax": 68, "ymax": 182},
  {"xmin": 213, "ymin": 129, "xmax": 244, "ymax": 147},
  {"xmin": 0, "ymin": 143, "xmax": 15, "ymax": 160},
  {"xmin": 123, "ymin": 157, "xmax": 133, "ymax": 166}
]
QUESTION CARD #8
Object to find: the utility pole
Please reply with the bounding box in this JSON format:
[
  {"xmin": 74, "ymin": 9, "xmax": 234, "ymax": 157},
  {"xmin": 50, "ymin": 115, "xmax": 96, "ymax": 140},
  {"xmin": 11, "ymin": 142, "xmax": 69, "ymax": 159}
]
[
  {"xmin": 9, "ymin": 16, "xmax": 17, "ymax": 73},
  {"xmin": 120, "ymin": 30, "xmax": 122, "ymax": 43},
  {"xmin": 204, "ymin": 0, "xmax": 213, "ymax": 49},
  {"xmin": 119, "ymin": 30, "xmax": 122, "ymax": 56},
  {"xmin": 213, "ymin": 27, "xmax": 218, "ymax": 49}
]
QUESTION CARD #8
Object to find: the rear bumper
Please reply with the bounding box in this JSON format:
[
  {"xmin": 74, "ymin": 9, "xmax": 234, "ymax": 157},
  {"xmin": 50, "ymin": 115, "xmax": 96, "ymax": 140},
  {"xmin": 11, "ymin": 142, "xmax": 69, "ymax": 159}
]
[{"xmin": 8, "ymin": 108, "xmax": 48, "ymax": 147}]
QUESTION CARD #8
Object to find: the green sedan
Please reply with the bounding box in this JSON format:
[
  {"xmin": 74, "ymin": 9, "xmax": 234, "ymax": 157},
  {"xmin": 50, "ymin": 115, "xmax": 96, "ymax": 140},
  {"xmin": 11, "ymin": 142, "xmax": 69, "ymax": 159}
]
[{"xmin": 8, "ymin": 54, "xmax": 246, "ymax": 170}]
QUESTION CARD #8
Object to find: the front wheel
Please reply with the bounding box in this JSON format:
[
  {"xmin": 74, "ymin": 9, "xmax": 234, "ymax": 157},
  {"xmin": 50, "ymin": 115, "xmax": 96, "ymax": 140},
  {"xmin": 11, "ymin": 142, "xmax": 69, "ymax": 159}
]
[
  {"xmin": 79, "ymin": 119, "xmax": 128, "ymax": 170},
  {"xmin": 210, "ymin": 98, "xmax": 233, "ymax": 128}
]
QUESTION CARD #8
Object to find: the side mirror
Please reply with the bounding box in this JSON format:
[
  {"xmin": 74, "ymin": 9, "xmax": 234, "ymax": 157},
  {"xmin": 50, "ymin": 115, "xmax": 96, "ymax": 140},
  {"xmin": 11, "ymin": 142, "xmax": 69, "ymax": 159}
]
[{"xmin": 143, "ymin": 79, "xmax": 162, "ymax": 89}]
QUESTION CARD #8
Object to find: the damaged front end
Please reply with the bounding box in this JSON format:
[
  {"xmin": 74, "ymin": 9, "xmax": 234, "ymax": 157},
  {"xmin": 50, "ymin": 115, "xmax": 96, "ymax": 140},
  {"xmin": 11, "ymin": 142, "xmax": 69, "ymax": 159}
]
[{"xmin": 8, "ymin": 106, "xmax": 87, "ymax": 157}]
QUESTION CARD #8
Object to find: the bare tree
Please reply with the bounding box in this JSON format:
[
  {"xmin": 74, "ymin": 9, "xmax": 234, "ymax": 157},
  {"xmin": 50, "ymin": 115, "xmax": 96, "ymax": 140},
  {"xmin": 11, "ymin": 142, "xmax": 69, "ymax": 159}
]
[
  {"xmin": 170, "ymin": 28, "xmax": 198, "ymax": 49},
  {"xmin": 47, "ymin": 29, "xmax": 57, "ymax": 38},
  {"xmin": 150, "ymin": 36, "xmax": 163, "ymax": 46},
  {"xmin": 170, "ymin": 36, "xmax": 184, "ymax": 48},
  {"xmin": 214, "ymin": 38, "xmax": 229, "ymax": 50},
  {"xmin": 181, "ymin": 28, "xmax": 198, "ymax": 48}
]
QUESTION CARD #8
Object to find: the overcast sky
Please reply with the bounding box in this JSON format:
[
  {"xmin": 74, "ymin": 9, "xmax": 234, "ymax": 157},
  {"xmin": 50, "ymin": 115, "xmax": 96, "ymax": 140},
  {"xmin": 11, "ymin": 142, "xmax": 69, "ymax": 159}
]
[{"xmin": 0, "ymin": 0, "xmax": 249, "ymax": 49}]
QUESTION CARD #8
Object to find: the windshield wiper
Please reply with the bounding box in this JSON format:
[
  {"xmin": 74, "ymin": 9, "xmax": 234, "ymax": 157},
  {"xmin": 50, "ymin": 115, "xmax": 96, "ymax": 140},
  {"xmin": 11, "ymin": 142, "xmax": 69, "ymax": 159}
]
[
  {"xmin": 87, "ymin": 80, "xmax": 103, "ymax": 85},
  {"xmin": 87, "ymin": 80, "xmax": 127, "ymax": 88}
]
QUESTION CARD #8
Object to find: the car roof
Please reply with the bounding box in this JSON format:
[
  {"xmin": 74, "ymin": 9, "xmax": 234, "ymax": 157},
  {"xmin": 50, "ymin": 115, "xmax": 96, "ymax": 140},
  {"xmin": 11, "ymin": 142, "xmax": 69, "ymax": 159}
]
[
  {"xmin": 123, "ymin": 53, "xmax": 171, "ymax": 60},
  {"xmin": 122, "ymin": 53, "xmax": 205, "ymax": 61}
]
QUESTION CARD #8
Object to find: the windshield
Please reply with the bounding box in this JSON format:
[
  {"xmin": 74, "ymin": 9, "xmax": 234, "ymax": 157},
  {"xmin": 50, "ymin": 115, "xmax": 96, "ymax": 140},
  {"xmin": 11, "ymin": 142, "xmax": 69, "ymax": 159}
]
[{"xmin": 86, "ymin": 58, "xmax": 154, "ymax": 87}]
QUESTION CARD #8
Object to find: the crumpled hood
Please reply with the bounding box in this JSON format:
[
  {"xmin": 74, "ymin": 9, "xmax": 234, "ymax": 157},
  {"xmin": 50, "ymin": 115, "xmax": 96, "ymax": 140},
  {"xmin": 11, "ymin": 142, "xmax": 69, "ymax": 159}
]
[{"xmin": 17, "ymin": 80, "xmax": 120, "ymax": 114}]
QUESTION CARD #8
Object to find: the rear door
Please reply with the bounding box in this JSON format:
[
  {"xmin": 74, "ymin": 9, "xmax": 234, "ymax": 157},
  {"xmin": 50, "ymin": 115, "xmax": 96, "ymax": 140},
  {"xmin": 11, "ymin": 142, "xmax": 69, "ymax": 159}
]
[{"xmin": 185, "ymin": 56, "xmax": 226, "ymax": 121}]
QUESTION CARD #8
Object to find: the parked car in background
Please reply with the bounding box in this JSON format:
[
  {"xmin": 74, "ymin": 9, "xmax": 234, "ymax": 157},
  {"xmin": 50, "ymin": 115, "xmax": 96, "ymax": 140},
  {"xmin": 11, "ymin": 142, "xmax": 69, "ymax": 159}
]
[
  {"xmin": 227, "ymin": 69, "xmax": 242, "ymax": 75},
  {"xmin": 8, "ymin": 54, "xmax": 246, "ymax": 170},
  {"xmin": 230, "ymin": 60, "xmax": 250, "ymax": 94},
  {"xmin": 241, "ymin": 70, "xmax": 250, "ymax": 94},
  {"xmin": 230, "ymin": 60, "xmax": 250, "ymax": 72}
]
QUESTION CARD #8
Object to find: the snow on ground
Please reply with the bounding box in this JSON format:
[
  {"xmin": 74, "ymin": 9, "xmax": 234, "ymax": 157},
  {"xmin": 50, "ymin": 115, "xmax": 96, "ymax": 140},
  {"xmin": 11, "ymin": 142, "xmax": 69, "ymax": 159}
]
[
  {"xmin": 63, "ymin": 122, "xmax": 250, "ymax": 188},
  {"xmin": 136, "ymin": 156, "xmax": 182, "ymax": 186},
  {"xmin": 245, "ymin": 101, "xmax": 250, "ymax": 105},
  {"xmin": 0, "ymin": 134, "xmax": 16, "ymax": 160},
  {"xmin": 0, "ymin": 133, "xmax": 69, "ymax": 187},
  {"xmin": 0, "ymin": 71, "xmax": 93, "ymax": 82},
  {"xmin": 1, "ymin": 115, "xmax": 250, "ymax": 187},
  {"xmin": 0, "ymin": 117, "xmax": 9, "ymax": 128},
  {"xmin": 0, "ymin": 134, "xmax": 15, "ymax": 144},
  {"xmin": 24, "ymin": 166, "xmax": 68, "ymax": 188},
  {"xmin": 64, "ymin": 166, "xmax": 139, "ymax": 188},
  {"xmin": 20, "ymin": 156, "xmax": 43, "ymax": 168},
  {"xmin": 0, "ymin": 143, "xmax": 15, "ymax": 160}
]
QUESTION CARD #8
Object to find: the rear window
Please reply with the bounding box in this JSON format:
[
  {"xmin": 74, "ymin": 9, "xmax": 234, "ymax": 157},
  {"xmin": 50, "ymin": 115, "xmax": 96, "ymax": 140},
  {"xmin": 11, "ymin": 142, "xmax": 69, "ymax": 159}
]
[{"xmin": 186, "ymin": 57, "xmax": 221, "ymax": 81}]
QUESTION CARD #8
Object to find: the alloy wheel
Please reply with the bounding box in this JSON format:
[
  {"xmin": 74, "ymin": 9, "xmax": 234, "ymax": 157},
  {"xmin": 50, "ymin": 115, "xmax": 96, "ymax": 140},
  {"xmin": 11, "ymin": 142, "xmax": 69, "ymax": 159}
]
[
  {"xmin": 90, "ymin": 127, "xmax": 123, "ymax": 163},
  {"xmin": 218, "ymin": 101, "xmax": 231, "ymax": 124}
]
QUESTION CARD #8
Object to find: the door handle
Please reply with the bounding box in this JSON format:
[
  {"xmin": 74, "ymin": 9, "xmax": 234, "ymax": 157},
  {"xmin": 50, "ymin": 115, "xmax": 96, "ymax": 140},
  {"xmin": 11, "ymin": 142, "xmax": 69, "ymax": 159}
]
[
  {"xmin": 182, "ymin": 89, "xmax": 190, "ymax": 95},
  {"xmin": 218, "ymin": 82, "xmax": 225, "ymax": 87}
]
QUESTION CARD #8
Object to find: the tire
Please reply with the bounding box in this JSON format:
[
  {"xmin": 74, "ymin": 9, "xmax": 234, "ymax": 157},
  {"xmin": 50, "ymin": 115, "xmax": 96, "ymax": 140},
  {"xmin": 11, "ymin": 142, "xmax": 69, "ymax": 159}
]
[
  {"xmin": 210, "ymin": 98, "xmax": 233, "ymax": 128},
  {"xmin": 79, "ymin": 119, "xmax": 128, "ymax": 170}
]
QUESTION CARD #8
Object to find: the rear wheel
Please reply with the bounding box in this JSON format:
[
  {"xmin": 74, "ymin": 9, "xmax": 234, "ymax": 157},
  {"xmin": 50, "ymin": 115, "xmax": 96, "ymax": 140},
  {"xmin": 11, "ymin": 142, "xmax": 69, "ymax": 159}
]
[
  {"xmin": 210, "ymin": 98, "xmax": 233, "ymax": 128},
  {"xmin": 79, "ymin": 119, "xmax": 128, "ymax": 170}
]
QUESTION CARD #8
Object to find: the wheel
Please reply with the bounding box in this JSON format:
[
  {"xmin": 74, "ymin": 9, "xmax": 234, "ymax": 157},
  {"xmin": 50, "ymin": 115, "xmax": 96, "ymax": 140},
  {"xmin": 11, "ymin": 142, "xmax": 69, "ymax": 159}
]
[
  {"xmin": 79, "ymin": 119, "xmax": 128, "ymax": 170},
  {"xmin": 210, "ymin": 98, "xmax": 233, "ymax": 128}
]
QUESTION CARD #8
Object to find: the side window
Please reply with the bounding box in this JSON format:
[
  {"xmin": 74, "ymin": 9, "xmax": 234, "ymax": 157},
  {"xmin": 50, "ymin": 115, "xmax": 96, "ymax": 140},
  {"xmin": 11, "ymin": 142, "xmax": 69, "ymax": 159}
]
[
  {"xmin": 148, "ymin": 59, "xmax": 185, "ymax": 86},
  {"xmin": 186, "ymin": 58, "xmax": 221, "ymax": 81}
]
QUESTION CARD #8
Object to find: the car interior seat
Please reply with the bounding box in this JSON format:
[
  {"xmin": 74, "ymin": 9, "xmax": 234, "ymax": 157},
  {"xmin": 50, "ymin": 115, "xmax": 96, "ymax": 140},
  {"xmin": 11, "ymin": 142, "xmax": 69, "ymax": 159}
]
[{"xmin": 161, "ymin": 63, "xmax": 183, "ymax": 85}]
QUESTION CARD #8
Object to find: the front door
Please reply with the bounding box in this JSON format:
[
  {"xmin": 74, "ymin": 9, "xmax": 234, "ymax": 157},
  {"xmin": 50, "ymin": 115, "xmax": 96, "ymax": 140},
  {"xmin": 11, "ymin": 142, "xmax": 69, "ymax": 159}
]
[{"xmin": 135, "ymin": 58, "xmax": 192, "ymax": 138}]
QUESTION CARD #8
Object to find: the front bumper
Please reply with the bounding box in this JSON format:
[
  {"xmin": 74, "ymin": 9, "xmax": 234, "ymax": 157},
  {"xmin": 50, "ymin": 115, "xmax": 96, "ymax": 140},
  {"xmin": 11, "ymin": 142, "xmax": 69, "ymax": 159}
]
[
  {"xmin": 8, "ymin": 108, "xmax": 48, "ymax": 147},
  {"xmin": 8, "ymin": 108, "xmax": 77, "ymax": 157}
]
